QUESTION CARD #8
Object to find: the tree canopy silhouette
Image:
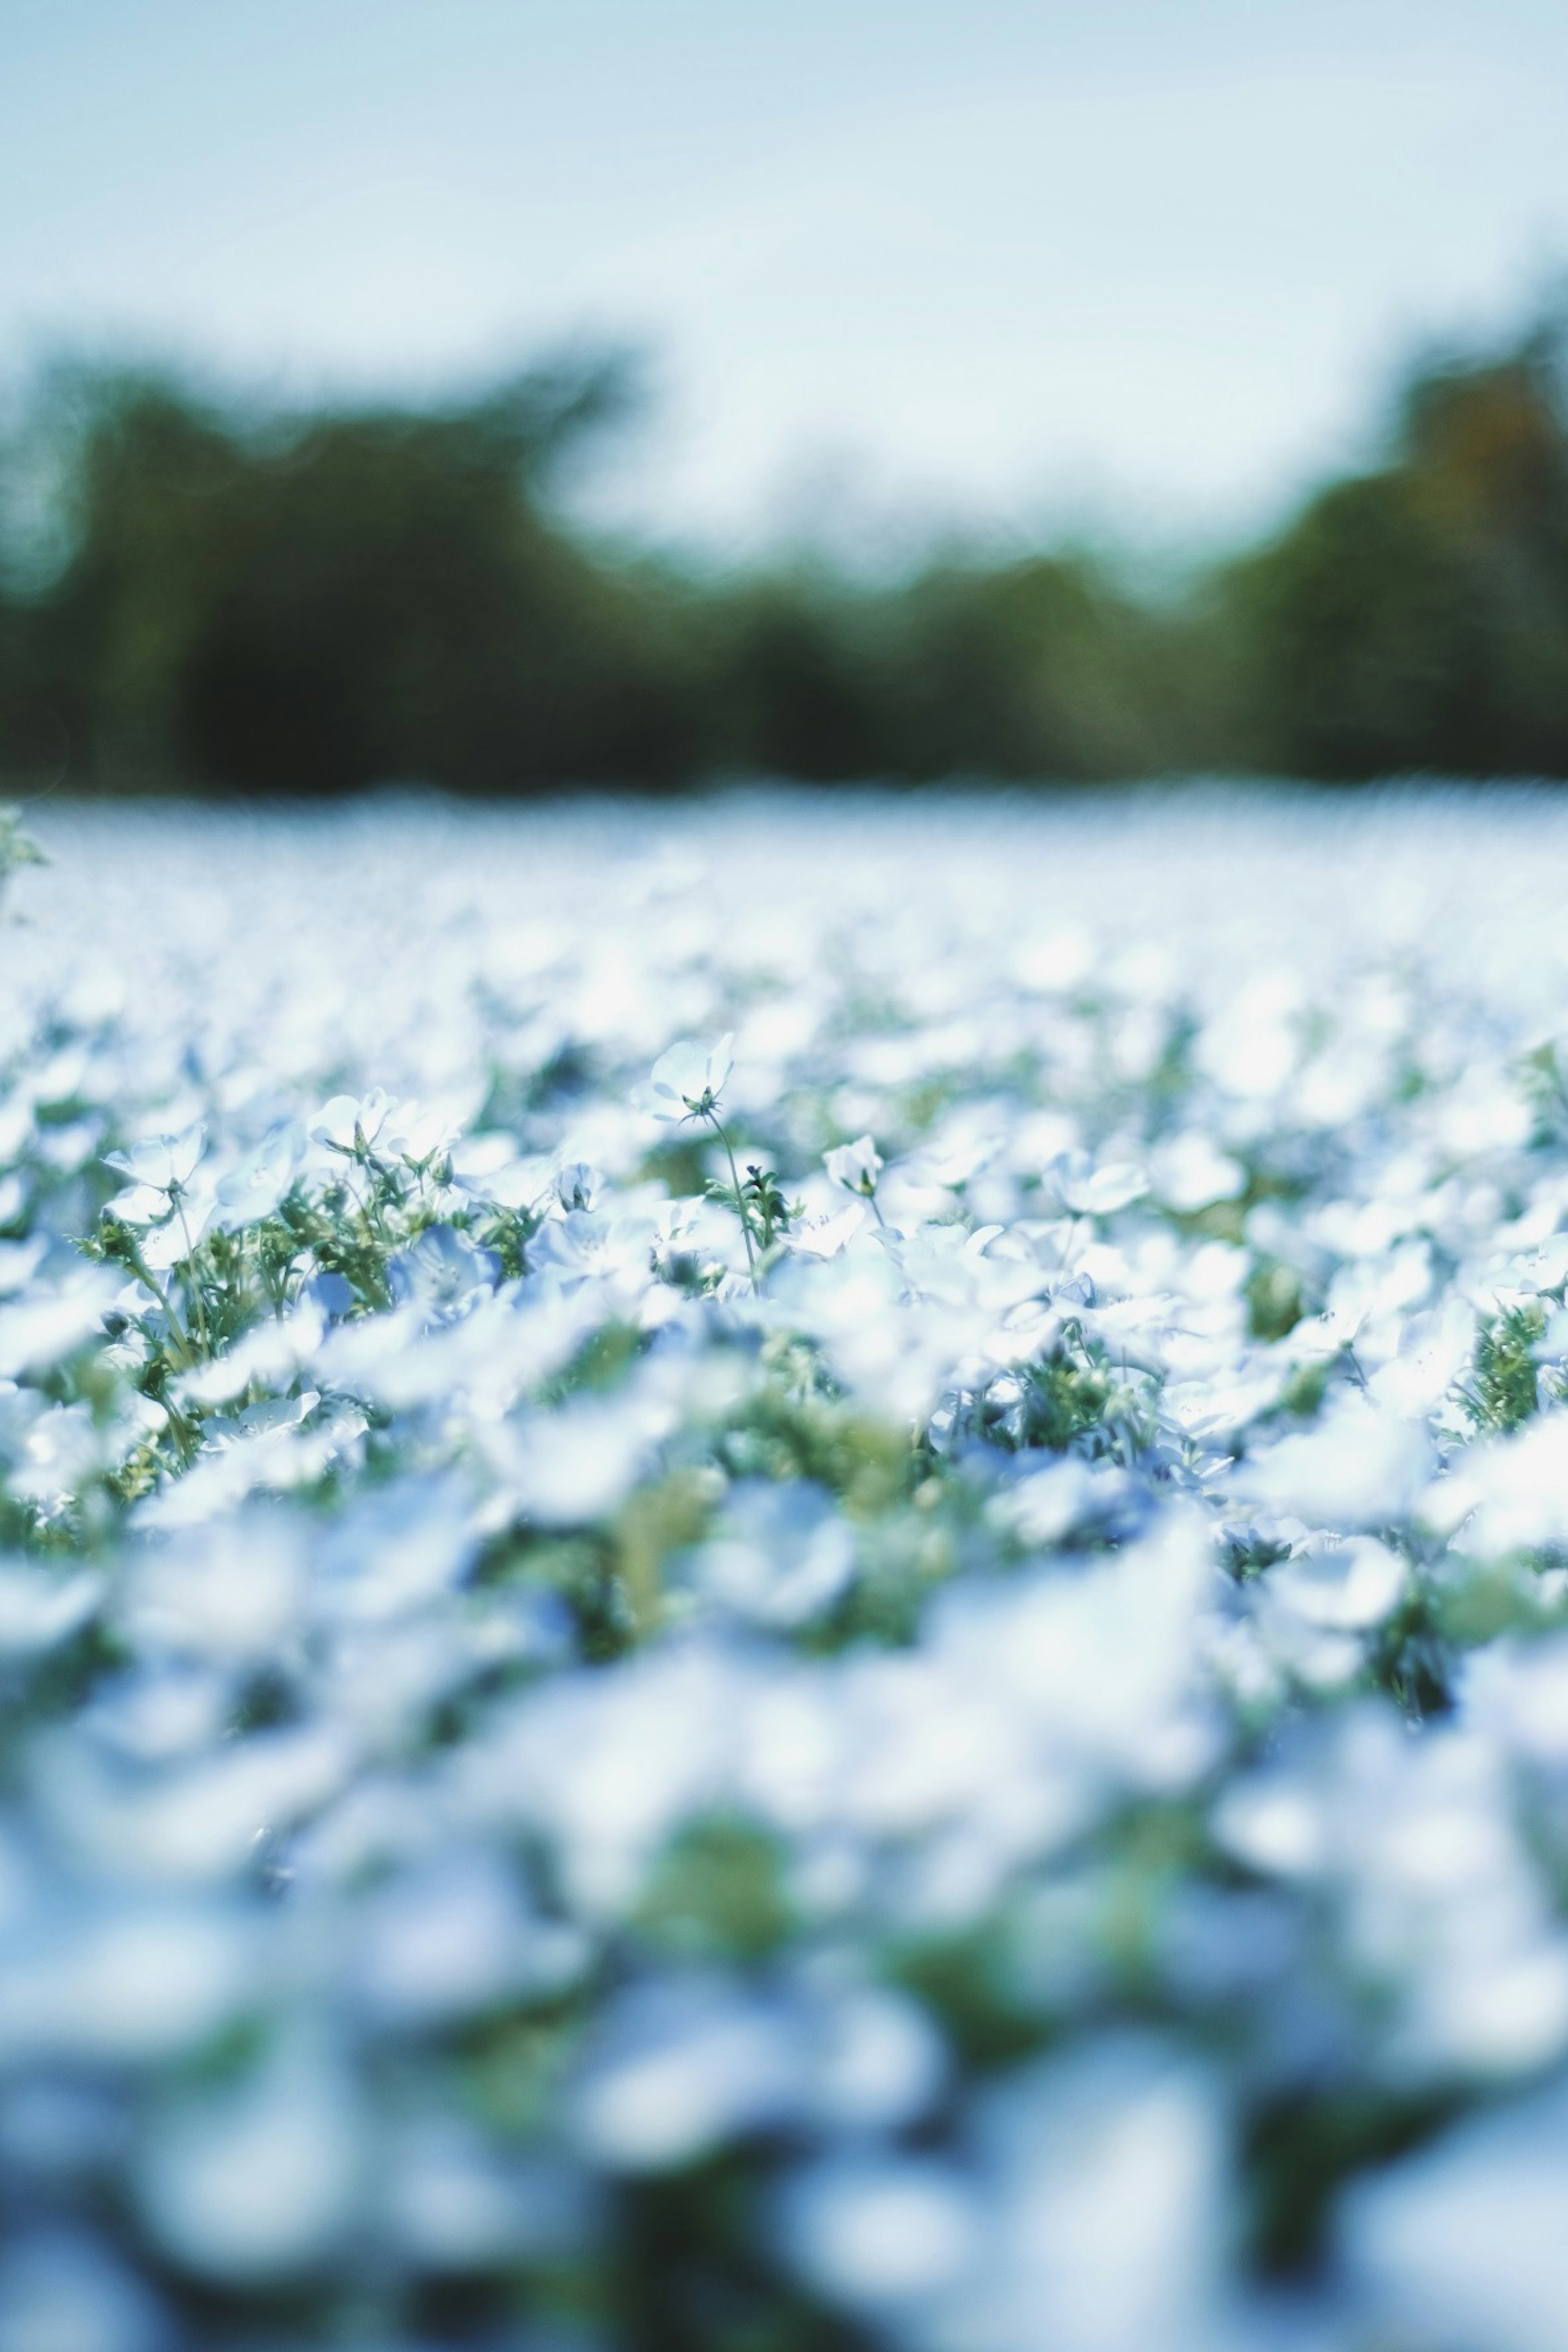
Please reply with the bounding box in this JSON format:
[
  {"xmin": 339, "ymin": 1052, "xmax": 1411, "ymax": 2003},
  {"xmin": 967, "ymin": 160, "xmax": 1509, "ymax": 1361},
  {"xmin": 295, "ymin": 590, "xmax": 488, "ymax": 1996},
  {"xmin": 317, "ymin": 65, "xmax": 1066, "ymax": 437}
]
[{"xmin": 3, "ymin": 301, "xmax": 1568, "ymax": 791}]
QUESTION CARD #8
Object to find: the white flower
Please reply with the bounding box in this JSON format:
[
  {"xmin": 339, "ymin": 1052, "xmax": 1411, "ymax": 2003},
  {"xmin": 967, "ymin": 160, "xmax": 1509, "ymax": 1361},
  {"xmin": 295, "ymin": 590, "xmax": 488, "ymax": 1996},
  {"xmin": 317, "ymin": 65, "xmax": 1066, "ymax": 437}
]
[
  {"xmin": 0, "ymin": 1272, "xmax": 118, "ymax": 1376},
  {"xmin": 555, "ymin": 1160, "xmax": 603, "ymax": 1212},
  {"xmin": 1050, "ymin": 1151, "xmax": 1149, "ymax": 1217},
  {"xmin": 1150, "ymin": 1131, "xmax": 1245, "ymax": 1213},
  {"xmin": 104, "ymin": 1124, "xmax": 207, "ymax": 1224},
  {"xmin": 136, "ymin": 1196, "xmax": 216, "ymax": 1270},
  {"xmin": 309, "ymin": 1090, "xmax": 395, "ymax": 1155},
  {"xmin": 695, "ymin": 1481, "xmax": 856, "ymax": 1627},
  {"xmin": 529, "ymin": 1209, "xmax": 659, "ymax": 1294},
  {"xmin": 1267, "ymin": 1535, "xmax": 1408, "ymax": 1630},
  {"xmin": 824, "ymin": 1135, "xmax": 883, "ymax": 1196},
  {"xmin": 214, "ymin": 1125, "xmax": 307, "ymax": 1228},
  {"xmin": 384, "ymin": 1100, "xmax": 456, "ymax": 1166},
  {"xmin": 788, "ymin": 1201, "xmax": 866, "ymax": 1259},
  {"xmin": 630, "ymin": 1035, "xmax": 734, "ymax": 1123},
  {"xmin": 1244, "ymin": 1397, "xmax": 1430, "ymax": 1530}
]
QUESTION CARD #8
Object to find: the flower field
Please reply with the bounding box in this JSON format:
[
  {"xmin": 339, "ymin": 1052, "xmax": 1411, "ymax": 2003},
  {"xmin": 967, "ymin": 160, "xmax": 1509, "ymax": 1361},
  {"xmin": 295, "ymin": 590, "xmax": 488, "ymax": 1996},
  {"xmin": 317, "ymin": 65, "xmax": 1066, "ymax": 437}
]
[{"xmin": 5, "ymin": 787, "xmax": 1568, "ymax": 2350}]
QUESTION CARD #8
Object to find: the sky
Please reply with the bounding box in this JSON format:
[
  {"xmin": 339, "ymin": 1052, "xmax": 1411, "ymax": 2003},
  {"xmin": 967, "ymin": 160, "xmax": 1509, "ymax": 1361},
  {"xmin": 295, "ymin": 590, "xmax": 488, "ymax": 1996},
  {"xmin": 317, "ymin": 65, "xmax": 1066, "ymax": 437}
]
[{"xmin": 4, "ymin": 0, "xmax": 1567, "ymax": 560}]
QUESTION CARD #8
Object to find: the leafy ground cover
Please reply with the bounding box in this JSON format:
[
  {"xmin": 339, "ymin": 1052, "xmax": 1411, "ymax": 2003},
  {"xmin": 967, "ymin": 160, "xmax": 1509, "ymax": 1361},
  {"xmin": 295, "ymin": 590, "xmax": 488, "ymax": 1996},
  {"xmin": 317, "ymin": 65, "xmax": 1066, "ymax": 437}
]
[{"xmin": 1, "ymin": 788, "xmax": 1568, "ymax": 2350}]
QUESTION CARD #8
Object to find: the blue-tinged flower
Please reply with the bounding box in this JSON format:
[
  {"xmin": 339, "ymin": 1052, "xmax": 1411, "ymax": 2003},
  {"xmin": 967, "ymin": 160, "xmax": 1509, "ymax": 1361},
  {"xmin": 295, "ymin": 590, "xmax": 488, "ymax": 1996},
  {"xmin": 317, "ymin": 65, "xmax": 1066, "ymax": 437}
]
[
  {"xmin": 529, "ymin": 1207, "xmax": 658, "ymax": 1294},
  {"xmin": 555, "ymin": 1160, "xmax": 602, "ymax": 1212},
  {"xmin": 136, "ymin": 1197, "xmax": 217, "ymax": 1271},
  {"xmin": 1049, "ymin": 1150, "xmax": 1149, "ymax": 1217},
  {"xmin": 824, "ymin": 1135, "xmax": 883, "ymax": 1197},
  {"xmin": 214, "ymin": 1125, "xmax": 307, "ymax": 1229},
  {"xmin": 694, "ymin": 1479, "xmax": 856, "ymax": 1628},
  {"xmin": 0, "ymin": 1270, "xmax": 120, "ymax": 1377},
  {"xmin": 630, "ymin": 1035, "xmax": 734, "ymax": 1123},
  {"xmin": 104, "ymin": 1125, "xmax": 208, "ymax": 1225},
  {"xmin": 309, "ymin": 1090, "xmax": 395, "ymax": 1156}
]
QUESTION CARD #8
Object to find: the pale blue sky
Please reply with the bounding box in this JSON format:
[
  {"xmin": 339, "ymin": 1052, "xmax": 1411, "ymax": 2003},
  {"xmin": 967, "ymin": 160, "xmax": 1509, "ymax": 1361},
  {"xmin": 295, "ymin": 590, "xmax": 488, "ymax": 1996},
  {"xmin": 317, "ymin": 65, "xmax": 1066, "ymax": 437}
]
[{"xmin": 4, "ymin": 0, "xmax": 1566, "ymax": 555}]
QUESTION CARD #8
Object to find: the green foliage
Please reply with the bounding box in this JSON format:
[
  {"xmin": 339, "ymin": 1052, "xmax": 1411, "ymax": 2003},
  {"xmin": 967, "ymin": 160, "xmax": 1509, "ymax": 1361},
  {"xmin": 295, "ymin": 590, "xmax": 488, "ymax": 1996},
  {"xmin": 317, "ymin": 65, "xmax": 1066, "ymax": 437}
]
[
  {"xmin": 0, "ymin": 356, "xmax": 708, "ymax": 791},
  {"xmin": 1245, "ymin": 2085, "xmax": 1463, "ymax": 2280},
  {"xmin": 722, "ymin": 1342, "xmax": 913, "ymax": 1517},
  {"xmin": 1018, "ymin": 1349, "xmax": 1118, "ymax": 1453},
  {"xmin": 1220, "ymin": 313, "xmax": 1568, "ymax": 777},
  {"xmin": 1247, "ymin": 1258, "xmax": 1304, "ymax": 1342},
  {"xmin": 0, "ymin": 802, "xmax": 43, "ymax": 905},
  {"xmin": 739, "ymin": 1165, "xmax": 793, "ymax": 1254},
  {"xmin": 635, "ymin": 1817, "xmax": 794, "ymax": 1961},
  {"xmin": 1466, "ymin": 1300, "xmax": 1548, "ymax": 1433},
  {"xmin": 989, "ymin": 1327, "xmax": 1158, "ymax": 1463},
  {"xmin": 81, "ymin": 1118, "xmax": 461, "ymax": 1502}
]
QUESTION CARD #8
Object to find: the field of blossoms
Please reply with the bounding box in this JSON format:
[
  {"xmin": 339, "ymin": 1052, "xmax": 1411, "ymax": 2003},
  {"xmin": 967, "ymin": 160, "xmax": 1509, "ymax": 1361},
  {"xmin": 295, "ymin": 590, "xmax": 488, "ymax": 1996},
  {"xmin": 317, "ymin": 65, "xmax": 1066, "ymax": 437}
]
[{"xmin": 8, "ymin": 785, "xmax": 1568, "ymax": 2352}]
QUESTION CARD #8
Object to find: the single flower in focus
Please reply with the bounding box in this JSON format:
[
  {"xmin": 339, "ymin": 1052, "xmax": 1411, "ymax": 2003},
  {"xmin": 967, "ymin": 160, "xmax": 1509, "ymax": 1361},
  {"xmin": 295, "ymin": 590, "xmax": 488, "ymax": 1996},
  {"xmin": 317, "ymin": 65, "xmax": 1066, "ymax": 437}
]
[
  {"xmin": 824, "ymin": 1136, "xmax": 883, "ymax": 1198},
  {"xmin": 104, "ymin": 1125, "xmax": 208, "ymax": 1225},
  {"xmin": 310, "ymin": 1089, "xmax": 396, "ymax": 1156},
  {"xmin": 631, "ymin": 1034, "xmax": 735, "ymax": 1123}
]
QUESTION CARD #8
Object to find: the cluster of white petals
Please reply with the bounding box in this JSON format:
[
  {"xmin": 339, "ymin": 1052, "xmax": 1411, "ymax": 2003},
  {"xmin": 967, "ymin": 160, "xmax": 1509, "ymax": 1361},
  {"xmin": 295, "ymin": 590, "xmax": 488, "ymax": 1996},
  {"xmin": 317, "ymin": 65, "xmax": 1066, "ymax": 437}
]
[{"xmin": 1, "ymin": 790, "xmax": 1568, "ymax": 2349}]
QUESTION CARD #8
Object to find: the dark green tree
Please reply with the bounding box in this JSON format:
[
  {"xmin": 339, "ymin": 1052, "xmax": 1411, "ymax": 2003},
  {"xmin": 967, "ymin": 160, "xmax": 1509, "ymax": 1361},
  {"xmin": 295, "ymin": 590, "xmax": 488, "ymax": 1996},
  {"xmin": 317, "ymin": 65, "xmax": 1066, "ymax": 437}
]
[
  {"xmin": 0, "ymin": 355, "xmax": 711, "ymax": 791},
  {"xmin": 1220, "ymin": 311, "xmax": 1568, "ymax": 777}
]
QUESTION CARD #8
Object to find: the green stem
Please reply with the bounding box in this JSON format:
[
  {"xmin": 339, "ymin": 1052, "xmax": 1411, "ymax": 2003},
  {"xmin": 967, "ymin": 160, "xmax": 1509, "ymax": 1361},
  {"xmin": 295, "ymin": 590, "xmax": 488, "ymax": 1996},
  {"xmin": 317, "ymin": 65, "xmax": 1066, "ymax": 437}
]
[
  {"xmin": 174, "ymin": 1196, "xmax": 212, "ymax": 1356},
  {"xmin": 707, "ymin": 1111, "xmax": 758, "ymax": 1287},
  {"xmin": 124, "ymin": 1241, "xmax": 196, "ymax": 1370}
]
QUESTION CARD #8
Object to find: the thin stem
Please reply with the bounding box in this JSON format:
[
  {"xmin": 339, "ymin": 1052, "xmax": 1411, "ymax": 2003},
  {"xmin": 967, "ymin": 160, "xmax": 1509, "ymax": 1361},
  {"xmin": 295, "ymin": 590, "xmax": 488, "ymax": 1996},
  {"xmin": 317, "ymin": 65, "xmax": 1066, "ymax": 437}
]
[
  {"xmin": 706, "ymin": 1111, "xmax": 758, "ymax": 1287},
  {"xmin": 264, "ymin": 1248, "xmax": 287, "ymax": 1320},
  {"xmin": 174, "ymin": 1195, "xmax": 212, "ymax": 1355},
  {"xmin": 124, "ymin": 1241, "xmax": 195, "ymax": 1370},
  {"xmin": 361, "ymin": 1153, "xmax": 396, "ymax": 1244}
]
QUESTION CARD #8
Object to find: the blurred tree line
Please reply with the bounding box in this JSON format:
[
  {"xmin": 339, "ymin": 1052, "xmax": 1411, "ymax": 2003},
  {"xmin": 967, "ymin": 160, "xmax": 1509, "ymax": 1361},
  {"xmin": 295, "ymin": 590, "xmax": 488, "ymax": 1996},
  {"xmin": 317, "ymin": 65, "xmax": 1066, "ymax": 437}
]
[{"xmin": 2, "ymin": 303, "xmax": 1567, "ymax": 792}]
